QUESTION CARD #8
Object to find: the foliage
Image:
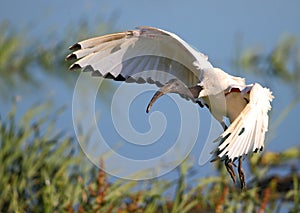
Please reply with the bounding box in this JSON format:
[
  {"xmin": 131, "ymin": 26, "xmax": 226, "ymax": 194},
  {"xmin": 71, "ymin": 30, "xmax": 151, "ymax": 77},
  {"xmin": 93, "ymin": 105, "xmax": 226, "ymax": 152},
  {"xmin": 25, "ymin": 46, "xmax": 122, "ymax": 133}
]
[
  {"xmin": 0, "ymin": 103, "xmax": 299, "ymax": 212},
  {"xmin": 0, "ymin": 22, "xmax": 35, "ymax": 90},
  {"xmin": 238, "ymin": 35, "xmax": 300, "ymax": 91},
  {"xmin": 0, "ymin": 101, "xmax": 84, "ymax": 212},
  {"xmin": 237, "ymin": 36, "xmax": 300, "ymax": 131}
]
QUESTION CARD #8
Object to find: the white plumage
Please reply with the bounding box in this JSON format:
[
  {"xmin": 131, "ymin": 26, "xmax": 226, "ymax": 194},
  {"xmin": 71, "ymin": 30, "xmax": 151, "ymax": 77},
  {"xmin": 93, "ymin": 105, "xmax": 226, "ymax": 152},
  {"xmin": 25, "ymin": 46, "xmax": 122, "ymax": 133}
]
[
  {"xmin": 215, "ymin": 83, "xmax": 273, "ymax": 160},
  {"xmin": 67, "ymin": 27, "xmax": 212, "ymax": 86},
  {"xmin": 66, "ymin": 26, "xmax": 274, "ymax": 188}
]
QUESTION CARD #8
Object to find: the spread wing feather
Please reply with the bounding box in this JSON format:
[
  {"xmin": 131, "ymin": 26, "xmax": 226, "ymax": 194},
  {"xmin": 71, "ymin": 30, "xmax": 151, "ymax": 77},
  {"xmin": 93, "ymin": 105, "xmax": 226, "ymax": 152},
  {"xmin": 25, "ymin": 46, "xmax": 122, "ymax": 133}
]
[{"xmin": 66, "ymin": 26, "xmax": 213, "ymax": 87}]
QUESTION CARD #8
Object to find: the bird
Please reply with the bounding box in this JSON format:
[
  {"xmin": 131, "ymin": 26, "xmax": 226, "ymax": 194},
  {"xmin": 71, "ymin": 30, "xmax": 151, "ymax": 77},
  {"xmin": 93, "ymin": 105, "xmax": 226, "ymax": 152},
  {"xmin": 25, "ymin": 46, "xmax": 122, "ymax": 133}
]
[{"xmin": 66, "ymin": 26, "xmax": 274, "ymax": 189}]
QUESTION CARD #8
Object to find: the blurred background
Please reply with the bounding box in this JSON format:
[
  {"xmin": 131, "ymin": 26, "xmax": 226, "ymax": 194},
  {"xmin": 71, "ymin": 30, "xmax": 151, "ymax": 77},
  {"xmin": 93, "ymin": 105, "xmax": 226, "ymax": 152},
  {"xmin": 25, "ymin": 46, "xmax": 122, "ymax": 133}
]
[{"xmin": 0, "ymin": 0, "xmax": 299, "ymax": 212}]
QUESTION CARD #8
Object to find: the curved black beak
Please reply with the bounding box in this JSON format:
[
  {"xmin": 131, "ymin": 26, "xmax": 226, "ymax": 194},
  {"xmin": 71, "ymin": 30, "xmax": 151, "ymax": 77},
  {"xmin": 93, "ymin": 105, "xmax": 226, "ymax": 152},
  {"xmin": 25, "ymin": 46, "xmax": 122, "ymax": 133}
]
[{"xmin": 146, "ymin": 79, "xmax": 202, "ymax": 113}]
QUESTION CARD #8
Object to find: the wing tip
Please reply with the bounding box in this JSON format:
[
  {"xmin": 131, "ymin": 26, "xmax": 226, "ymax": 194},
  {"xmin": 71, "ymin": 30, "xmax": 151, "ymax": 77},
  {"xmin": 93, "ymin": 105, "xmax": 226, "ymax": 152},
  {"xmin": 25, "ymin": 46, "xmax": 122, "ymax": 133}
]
[
  {"xmin": 65, "ymin": 53, "xmax": 77, "ymax": 61},
  {"xmin": 69, "ymin": 43, "xmax": 81, "ymax": 51},
  {"xmin": 254, "ymin": 146, "xmax": 264, "ymax": 153},
  {"xmin": 69, "ymin": 63, "xmax": 82, "ymax": 71}
]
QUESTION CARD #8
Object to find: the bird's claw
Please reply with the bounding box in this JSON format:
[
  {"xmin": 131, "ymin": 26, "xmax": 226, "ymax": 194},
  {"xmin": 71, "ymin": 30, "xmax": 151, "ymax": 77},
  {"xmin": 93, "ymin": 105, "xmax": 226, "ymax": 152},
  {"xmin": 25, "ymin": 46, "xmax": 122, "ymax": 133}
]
[
  {"xmin": 238, "ymin": 157, "xmax": 246, "ymax": 189},
  {"xmin": 225, "ymin": 160, "xmax": 236, "ymax": 184},
  {"xmin": 225, "ymin": 157, "xmax": 246, "ymax": 189}
]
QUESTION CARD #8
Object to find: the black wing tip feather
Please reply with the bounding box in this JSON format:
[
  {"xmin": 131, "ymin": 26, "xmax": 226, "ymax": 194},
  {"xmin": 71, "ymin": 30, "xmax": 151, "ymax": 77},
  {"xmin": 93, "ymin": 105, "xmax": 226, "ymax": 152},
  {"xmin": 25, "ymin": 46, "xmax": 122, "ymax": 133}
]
[
  {"xmin": 254, "ymin": 146, "xmax": 264, "ymax": 153},
  {"xmin": 211, "ymin": 145, "xmax": 264, "ymax": 164},
  {"xmin": 69, "ymin": 43, "xmax": 82, "ymax": 51},
  {"xmin": 69, "ymin": 63, "xmax": 82, "ymax": 71},
  {"xmin": 66, "ymin": 43, "xmax": 81, "ymax": 62},
  {"xmin": 105, "ymin": 73, "xmax": 126, "ymax": 81},
  {"xmin": 65, "ymin": 53, "xmax": 77, "ymax": 61},
  {"xmin": 90, "ymin": 71, "xmax": 127, "ymax": 81},
  {"xmin": 91, "ymin": 70, "xmax": 102, "ymax": 76}
]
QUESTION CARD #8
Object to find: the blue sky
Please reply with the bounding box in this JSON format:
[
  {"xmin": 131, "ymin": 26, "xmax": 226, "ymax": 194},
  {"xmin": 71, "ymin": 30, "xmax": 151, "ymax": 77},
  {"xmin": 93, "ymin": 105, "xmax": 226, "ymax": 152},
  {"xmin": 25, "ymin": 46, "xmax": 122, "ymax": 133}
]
[
  {"xmin": 1, "ymin": 0, "xmax": 300, "ymax": 179},
  {"xmin": 3, "ymin": 1, "xmax": 299, "ymax": 55}
]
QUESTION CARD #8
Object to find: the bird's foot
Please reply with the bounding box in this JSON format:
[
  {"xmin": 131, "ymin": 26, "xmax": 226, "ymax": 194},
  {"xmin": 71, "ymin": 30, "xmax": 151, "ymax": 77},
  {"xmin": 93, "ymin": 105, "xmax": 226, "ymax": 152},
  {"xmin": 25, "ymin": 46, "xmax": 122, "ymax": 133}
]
[
  {"xmin": 238, "ymin": 157, "xmax": 246, "ymax": 189},
  {"xmin": 225, "ymin": 160, "xmax": 237, "ymax": 184}
]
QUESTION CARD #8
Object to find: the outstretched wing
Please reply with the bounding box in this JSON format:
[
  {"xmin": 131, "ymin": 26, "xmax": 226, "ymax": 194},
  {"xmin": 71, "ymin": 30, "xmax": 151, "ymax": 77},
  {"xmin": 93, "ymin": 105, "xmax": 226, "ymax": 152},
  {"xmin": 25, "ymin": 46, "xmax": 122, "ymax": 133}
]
[
  {"xmin": 215, "ymin": 83, "xmax": 274, "ymax": 161},
  {"xmin": 66, "ymin": 26, "xmax": 213, "ymax": 87}
]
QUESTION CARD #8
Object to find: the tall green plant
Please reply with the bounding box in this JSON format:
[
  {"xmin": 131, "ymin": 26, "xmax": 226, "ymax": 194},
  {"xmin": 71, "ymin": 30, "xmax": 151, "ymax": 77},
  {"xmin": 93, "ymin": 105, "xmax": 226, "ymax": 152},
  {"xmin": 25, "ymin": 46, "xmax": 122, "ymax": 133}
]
[{"xmin": 0, "ymin": 101, "xmax": 84, "ymax": 212}]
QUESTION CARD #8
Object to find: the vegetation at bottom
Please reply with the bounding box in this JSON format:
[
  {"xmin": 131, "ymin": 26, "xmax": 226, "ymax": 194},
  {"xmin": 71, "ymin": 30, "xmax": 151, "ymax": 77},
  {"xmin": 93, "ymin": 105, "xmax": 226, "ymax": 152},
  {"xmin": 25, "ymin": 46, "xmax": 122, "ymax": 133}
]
[{"xmin": 0, "ymin": 102, "xmax": 299, "ymax": 213}]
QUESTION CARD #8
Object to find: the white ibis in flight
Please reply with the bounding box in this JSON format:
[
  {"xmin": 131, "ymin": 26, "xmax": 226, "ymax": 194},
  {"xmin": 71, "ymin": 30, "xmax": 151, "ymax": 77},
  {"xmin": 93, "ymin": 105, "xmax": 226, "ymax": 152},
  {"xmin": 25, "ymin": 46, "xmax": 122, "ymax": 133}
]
[{"xmin": 66, "ymin": 26, "xmax": 274, "ymax": 189}]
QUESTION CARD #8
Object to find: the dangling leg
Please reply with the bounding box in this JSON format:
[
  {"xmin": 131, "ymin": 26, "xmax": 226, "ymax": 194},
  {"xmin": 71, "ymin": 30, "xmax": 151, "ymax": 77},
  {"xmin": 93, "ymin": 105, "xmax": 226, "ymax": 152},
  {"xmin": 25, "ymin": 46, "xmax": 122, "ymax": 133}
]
[
  {"xmin": 225, "ymin": 159, "xmax": 237, "ymax": 184},
  {"xmin": 238, "ymin": 156, "xmax": 246, "ymax": 189},
  {"xmin": 219, "ymin": 121, "xmax": 237, "ymax": 184},
  {"xmin": 219, "ymin": 122, "xmax": 245, "ymax": 188}
]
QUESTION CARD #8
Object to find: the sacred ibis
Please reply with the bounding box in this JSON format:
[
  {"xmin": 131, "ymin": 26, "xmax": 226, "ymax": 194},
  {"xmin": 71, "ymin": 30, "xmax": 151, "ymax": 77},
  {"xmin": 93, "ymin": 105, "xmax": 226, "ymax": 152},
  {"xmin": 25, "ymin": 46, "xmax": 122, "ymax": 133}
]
[{"xmin": 66, "ymin": 26, "xmax": 274, "ymax": 189}]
